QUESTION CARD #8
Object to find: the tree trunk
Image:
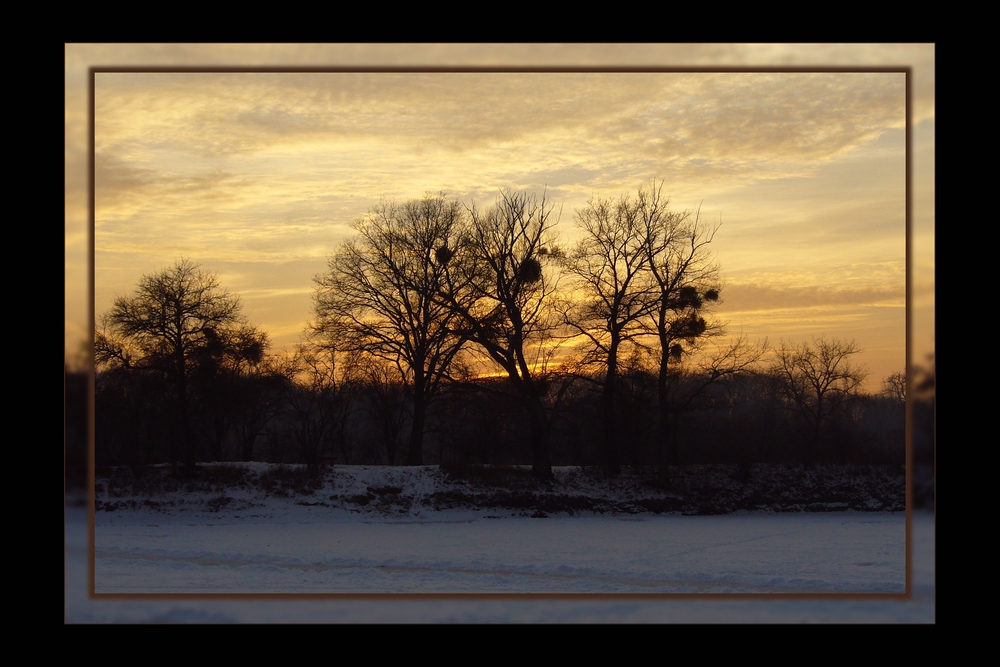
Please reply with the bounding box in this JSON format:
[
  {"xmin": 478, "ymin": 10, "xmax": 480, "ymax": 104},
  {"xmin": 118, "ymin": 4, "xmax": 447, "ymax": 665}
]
[
  {"xmin": 655, "ymin": 349, "xmax": 671, "ymax": 488},
  {"xmin": 180, "ymin": 404, "xmax": 196, "ymax": 477},
  {"xmin": 671, "ymin": 409, "xmax": 680, "ymax": 465},
  {"xmin": 509, "ymin": 346, "xmax": 553, "ymax": 481},
  {"xmin": 527, "ymin": 398, "xmax": 554, "ymax": 481},
  {"xmin": 241, "ymin": 433, "xmax": 255, "ymax": 462},
  {"xmin": 177, "ymin": 375, "xmax": 197, "ymax": 478},
  {"xmin": 210, "ymin": 420, "xmax": 225, "ymax": 462},
  {"xmin": 384, "ymin": 421, "xmax": 399, "ymax": 466},
  {"xmin": 602, "ymin": 343, "xmax": 621, "ymax": 477},
  {"xmin": 406, "ymin": 391, "xmax": 426, "ymax": 466}
]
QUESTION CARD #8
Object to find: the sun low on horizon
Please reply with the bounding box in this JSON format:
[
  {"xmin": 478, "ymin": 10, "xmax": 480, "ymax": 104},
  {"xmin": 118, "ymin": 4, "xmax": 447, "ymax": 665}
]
[{"xmin": 93, "ymin": 70, "xmax": 908, "ymax": 390}]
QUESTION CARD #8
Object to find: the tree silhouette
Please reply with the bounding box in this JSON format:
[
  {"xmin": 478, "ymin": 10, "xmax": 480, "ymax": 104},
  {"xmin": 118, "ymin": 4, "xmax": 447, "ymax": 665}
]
[
  {"xmin": 95, "ymin": 259, "xmax": 254, "ymax": 475},
  {"xmin": 230, "ymin": 357, "xmax": 287, "ymax": 463},
  {"xmin": 356, "ymin": 358, "xmax": 410, "ymax": 465},
  {"xmin": 655, "ymin": 335, "xmax": 767, "ymax": 472},
  {"xmin": 189, "ymin": 322, "xmax": 270, "ymax": 462},
  {"xmin": 881, "ymin": 371, "xmax": 906, "ymax": 403},
  {"xmin": 314, "ymin": 195, "xmax": 469, "ymax": 465},
  {"xmin": 278, "ymin": 337, "xmax": 354, "ymax": 468},
  {"xmin": 564, "ymin": 189, "xmax": 657, "ymax": 476},
  {"xmin": 772, "ymin": 336, "xmax": 868, "ymax": 463},
  {"xmin": 638, "ymin": 184, "xmax": 724, "ymax": 483},
  {"xmin": 437, "ymin": 189, "xmax": 562, "ymax": 480}
]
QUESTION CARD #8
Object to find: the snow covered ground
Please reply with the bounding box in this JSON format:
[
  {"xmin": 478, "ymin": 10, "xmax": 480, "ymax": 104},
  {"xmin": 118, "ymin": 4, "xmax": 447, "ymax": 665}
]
[
  {"xmin": 67, "ymin": 464, "xmax": 934, "ymax": 622},
  {"xmin": 94, "ymin": 510, "xmax": 906, "ymax": 595}
]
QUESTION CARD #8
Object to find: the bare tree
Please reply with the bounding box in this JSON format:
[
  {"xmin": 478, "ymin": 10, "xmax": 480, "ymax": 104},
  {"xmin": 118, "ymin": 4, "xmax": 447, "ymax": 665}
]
[
  {"xmin": 95, "ymin": 259, "xmax": 247, "ymax": 475},
  {"xmin": 438, "ymin": 188, "xmax": 562, "ymax": 480},
  {"xmin": 563, "ymin": 190, "xmax": 657, "ymax": 476},
  {"xmin": 881, "ymin": 371, "xmax": 906, "ymax": 403},
  {"xmin": 772, "ymin": 336, "xmax": 868, "ymax": 462},
  {"xmin": 358, "ymin": 359, "xmax": 409, "ymax": 465},
  {"xmin": 657, "ymin": 335, "xmax": 768, "ymax": 472},
  {"xmin": 279, "ymin": 338, "xmax": 355, "ymax": 468},
  {"xmin": 638, "ymin": 185, "xmax": 724, "ymax": 483},
  {"xmin": 191, "ymin": 322, "xmax": 271, "ymax": 462},
  {"xmin": 231, "ymin": 358, "xmax": 287, "ymax": 463},
  {"xmin": 314, "ymin": 195, "xmax": 469, "ymax": 465}
]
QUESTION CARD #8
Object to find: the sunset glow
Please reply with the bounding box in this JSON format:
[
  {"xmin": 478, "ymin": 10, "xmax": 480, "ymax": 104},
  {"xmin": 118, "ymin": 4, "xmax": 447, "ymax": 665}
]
[{"xmin": 66, "ymin": 45, "xmax": 935, "ymax": 391}]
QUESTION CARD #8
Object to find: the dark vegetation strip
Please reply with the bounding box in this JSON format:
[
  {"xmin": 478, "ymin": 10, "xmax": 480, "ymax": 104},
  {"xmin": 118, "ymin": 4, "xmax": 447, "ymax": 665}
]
[{"xmin": 94, "ymin": 463, "xmax": 916, "ymax": 515}]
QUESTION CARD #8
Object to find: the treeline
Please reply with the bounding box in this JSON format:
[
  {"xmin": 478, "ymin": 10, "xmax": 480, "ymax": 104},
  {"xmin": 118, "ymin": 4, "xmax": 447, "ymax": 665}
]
[
  {"xmin": 93, "ymin": 351, "xmax": 909, "ymax": 472},
  {"xmin": 90, "ymin": 183, "xmax": 920, "ymax": 483}
]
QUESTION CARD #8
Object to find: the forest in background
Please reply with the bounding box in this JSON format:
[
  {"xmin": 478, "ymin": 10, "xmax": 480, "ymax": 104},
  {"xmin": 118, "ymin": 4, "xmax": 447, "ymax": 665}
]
[{"xmin": 68, "ymin": 185, "xmax": 931, "ymax": 490}]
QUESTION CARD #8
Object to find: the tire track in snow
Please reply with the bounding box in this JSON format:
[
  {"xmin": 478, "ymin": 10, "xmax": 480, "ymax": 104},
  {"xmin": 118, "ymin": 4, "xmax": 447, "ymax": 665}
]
[{"xmin": 95, "ymin": 550, "xmax": 834, "ymax": 593}]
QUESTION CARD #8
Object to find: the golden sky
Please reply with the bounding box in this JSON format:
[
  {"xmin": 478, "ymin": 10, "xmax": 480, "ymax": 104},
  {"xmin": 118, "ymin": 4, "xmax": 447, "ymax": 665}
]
[{"xmin": 66, "ymin": 45, "xmax": 935, "ymax": 390}]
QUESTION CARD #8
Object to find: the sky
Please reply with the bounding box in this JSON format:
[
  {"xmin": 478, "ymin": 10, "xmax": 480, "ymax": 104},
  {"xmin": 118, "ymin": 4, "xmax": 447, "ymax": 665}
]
[{"xmin": 66, "ymin": 45, "xmax": 935, "ymax": 391}]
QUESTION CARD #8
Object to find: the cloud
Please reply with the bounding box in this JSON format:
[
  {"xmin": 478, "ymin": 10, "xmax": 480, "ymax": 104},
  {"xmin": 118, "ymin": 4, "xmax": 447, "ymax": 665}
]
[
  {"xmin": 94, "ymin": 72, "xmax": 903, "ymax": 167},
  {"xmin": 81, "ymin": 54, "xmax": 919, "ymax": 374},
  {"xmin": 588, "ymin": 74, "xmax": 903, "ymax": 182},
  {"xmin": 718, "ymin": 282, "xmax": 904, "ymax": 313},
  {"xmin": 94, "ymin": 152, "xmax": 157, "ymax": 208}
]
